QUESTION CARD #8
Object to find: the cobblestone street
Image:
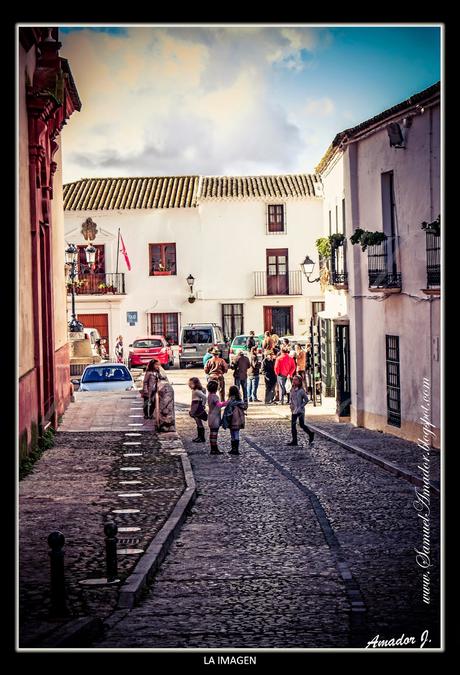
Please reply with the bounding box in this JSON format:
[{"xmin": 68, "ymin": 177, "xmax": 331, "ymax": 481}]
[
  {"xmin": 19, "ymin": 392, "xmax": 185, "ymax": 647},
  {"xmin": 95, "ymin": 369, "xmax": 440, "ymax": 650}
]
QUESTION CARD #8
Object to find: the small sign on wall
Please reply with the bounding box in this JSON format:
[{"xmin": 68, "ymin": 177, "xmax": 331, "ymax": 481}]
[{"xmin": 127, "ymin": 311, "xmax": 138, "ymax": 326}]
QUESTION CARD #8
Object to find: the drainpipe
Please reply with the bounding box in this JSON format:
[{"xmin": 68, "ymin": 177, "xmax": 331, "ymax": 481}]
[
  {"xmin": 345, "ymin": 142, "xmax": 364, "ymax": 427},
  {"xmin": 428, "ymin": 107, "xmax": 436, "ymax": 442}
]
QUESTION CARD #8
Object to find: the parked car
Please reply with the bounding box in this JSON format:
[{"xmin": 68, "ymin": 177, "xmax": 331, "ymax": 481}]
[
  {"xmin": 179, "ymin": 323, "xmax": 229, "ymax": 367},
  {"xmin": 229, "ymin": 334, "xmax": 264, "ymax": 362},
  {"xmin": 127, "ymin": 336, "xmax": 174, "ymax": 369},
  {"xmin": 77, "ymin": 364, "xmax": 134, "ymax": 392},
  {"xmin": 279, "ymin": 334, "xmax": 309, "ymax": 349}
]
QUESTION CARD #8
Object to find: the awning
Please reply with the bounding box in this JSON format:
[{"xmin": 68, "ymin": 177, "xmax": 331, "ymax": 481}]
[{"xmin": 317, "ymin": 310, "xmax": 349, "ymax": 322}]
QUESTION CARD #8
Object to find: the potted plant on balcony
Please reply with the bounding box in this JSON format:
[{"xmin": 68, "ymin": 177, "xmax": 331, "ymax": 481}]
[
  {"xmin": 330, "ymin": 232, "xmax": 346, "ymax": 249},
  {"xmin": 73, "ymin": 279, "xmax": 88, "ymax": 294},
  {"xmin": 349, "ymin": 229, "xmax": 387, "ymax": 252},
  {"xmin": 315, "ymin": 237, "xmax": 332, "ymax": 260},
  {"xmin": 154, "ymin": 262, "xmax": 173, "ymax": 276},
  {"xmin": 421, "ymin": 215, "xmax": 440, "ymax": 236}
]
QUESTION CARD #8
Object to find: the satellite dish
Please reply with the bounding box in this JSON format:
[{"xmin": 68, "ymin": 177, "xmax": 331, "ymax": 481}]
[{"xmin": 387, "ymin": 123, "xmax": 405, "ymax": 148}]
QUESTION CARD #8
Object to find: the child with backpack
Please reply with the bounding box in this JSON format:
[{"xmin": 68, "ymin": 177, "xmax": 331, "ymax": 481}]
[{"xmin": 221, "ymin": 384, "xmax": 246, "ymax": 455}]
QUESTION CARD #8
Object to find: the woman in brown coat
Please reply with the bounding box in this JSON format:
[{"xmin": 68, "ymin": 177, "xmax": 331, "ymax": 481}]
[{"xmin": 142, "ymin": 359, "xmax": 166, "ymax": 419}]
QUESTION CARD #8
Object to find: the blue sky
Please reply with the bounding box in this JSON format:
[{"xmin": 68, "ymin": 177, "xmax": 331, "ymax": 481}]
[{"xmin": 59, "ymin": 25, "xmax": 441, "ymax": 182}]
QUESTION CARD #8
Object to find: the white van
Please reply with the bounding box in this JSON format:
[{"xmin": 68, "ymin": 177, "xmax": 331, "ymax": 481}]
[{"xmin": 179, "ymin": 323, "xmax": 229, "ymax": 367}]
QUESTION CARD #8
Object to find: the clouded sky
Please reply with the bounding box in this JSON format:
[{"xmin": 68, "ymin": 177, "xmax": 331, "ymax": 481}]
[{"xmin": 59, "ymin": 25, "xmax": 441, "ymax": 184}]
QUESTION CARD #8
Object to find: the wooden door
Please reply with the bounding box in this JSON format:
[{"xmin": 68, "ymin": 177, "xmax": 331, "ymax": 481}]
[
  {"xmin": 266, "ymin": 248, "xmax": 288, "ymax": 295},
  {"xmin": 77, "ymin": 313, "xmax": 109, "ymax": 353},
  {"xmin": 263, "ymin": 306, "xmax": 293, "ymax": 336}
]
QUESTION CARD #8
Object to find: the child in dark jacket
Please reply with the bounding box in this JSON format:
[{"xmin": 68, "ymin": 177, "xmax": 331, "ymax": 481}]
[
  {"xmin": 207, "ymin": 379, "xmax": 228, "ymax": 455},
  {"xmin": 286, "ymin": 376, "xmax": 315, "ymax": 446},
  {"xmin": 221, "ymin": 385, "xmax": 246, "ymax": 455}
]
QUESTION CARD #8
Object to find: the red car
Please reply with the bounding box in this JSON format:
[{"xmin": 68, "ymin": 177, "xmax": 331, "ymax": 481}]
[{"xmin": 127, "ymin": 336, "xmax": 174, "ymax": 369}]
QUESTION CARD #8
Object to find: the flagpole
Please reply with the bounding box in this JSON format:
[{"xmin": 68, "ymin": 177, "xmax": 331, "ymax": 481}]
[{"xmin": 116, "ymin": 228, "xmax": 120, "ymax": 275}]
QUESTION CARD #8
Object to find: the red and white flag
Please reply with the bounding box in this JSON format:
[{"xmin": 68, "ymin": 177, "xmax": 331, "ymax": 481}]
[{"xmin": 119, "ymin": 232, "xmax": 131, "ymax": 271}]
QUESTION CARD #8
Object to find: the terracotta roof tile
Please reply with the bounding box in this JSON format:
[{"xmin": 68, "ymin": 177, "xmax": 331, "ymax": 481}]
[{"xmin": 63, "ymin": 173, "xmax": 322, "ymax": 210}]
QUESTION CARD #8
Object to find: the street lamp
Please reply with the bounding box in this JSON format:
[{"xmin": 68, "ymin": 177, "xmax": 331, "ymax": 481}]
[
  {"xmin": 186, "ymin": 274, "xmax": 196, "ymax": 303},
  {"xmin": 85, "ymin": 243, "xmax": 97, "ymax": 268},
  {"xmin": 65, "ymin": 243, "xmax": 83, "ymax": 332},
  {"xmin": 300, "ymin": 255, "xmax": 320, "ymax": 283}
]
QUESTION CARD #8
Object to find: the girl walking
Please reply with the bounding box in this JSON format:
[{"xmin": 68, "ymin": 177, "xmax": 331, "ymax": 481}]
[
  {"xmin": 286, "ymin": 375, "xmax": 315, "ymax": 446},
  {"xmin": 222, "ymin": 385, "xmax": 246, "ymax": 455},
  {"xmin": 188, "ymin": 377, "xmax": 208, "ymax": 443},
  {"xmin": 207, "ymin": 379, "xmax": 227, "ymax": 454}
]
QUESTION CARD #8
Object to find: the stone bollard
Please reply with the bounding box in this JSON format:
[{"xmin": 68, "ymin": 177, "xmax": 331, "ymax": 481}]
[
  {"xmin": 104, "ymin": 521, "xmax": 118, "ymax": 583},
  {"xmin": 48, "ymin": 530, "xmax": 69, "ymax": 617}
]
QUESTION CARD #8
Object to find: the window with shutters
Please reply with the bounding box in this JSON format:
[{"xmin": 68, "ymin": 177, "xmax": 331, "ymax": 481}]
[
  {"xmin": 267, "ymin": 204, "xmax": 285, "ymax": 233},
  {"xmin": 386, "ymin": 335, "xmax": 401, "ymax": 427},
  {"xmin": 149, "ymin": 243, "xmax": 177, "ymax": 275}
]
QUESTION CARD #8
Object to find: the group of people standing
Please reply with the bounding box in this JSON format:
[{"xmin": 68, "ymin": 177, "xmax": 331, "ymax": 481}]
[
  {"xmin": 189, "ymin": 377, "xmax": 246, "ymax": 455},
  {"xmin": 190, "ymin": 330, "xmax": 315, "ymax": 452}
]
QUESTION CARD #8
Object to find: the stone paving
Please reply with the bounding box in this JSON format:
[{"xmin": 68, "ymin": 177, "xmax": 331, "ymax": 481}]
[
  {"xmin": 95, "ymin": 388, "xmax": 440, "ymax": 649},
  {"xmin": 305, "ymin": 421, "xmax": 441, "ymax": 485},
  {"xmin": 20, "ymin": 367, "xmax": 441, "ymax": 650},
  {"xmin": 19, "ymin": 392, "xmax": 185, "ymax": 647}
]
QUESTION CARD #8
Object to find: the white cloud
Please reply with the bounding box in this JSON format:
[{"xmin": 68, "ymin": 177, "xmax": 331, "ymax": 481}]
[{"xmin": 59, "ymin": 27, "xmax": 330, "ymax": 181}]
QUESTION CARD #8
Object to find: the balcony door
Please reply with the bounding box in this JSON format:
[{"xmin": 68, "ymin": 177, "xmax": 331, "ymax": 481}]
[
  {"xmin": 263, "ymin": 306, "xmax": 293, "ymax": 336},
  {"xmin": 266, "ymin": 248, "xmax": 288, "ymax": 295}
]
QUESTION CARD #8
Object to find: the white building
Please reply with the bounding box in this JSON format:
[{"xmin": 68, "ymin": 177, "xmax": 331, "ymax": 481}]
[
  {"xmin": 316, "ymin": 82, "xmax": 440, "ymax": 446},
  {"xmin": 63, "ymin": 174, "xmax": 324, "ymax": 356}
]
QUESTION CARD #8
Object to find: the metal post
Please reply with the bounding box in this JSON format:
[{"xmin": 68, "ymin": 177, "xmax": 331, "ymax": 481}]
[
  {"xmin": 48, "ymin": 531, "xmax": 69, "ymax": 617},
  {"xmin": 70, "ymin": 266, "xmax": 77, "ymax": 321},
  {"xmin": 310, "ymin": 318, "xmax": 317, "ymax": 407},
  {"xmin": 104, "ymin": 521, "xmax": 118, "ymax": 582},
  {"xmin": 68, "ymin": 255, "xmax": 83, "ymax": 332},
  {"xmin": 116, "ymin": 228, "xmax": 120, "ymax": 276}
]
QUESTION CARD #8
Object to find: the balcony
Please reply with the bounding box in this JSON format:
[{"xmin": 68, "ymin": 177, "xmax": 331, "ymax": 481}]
[
  {"xmin": 254, "ymin": 270, "xmax": 303, "ymax": 296},
  {"xmin": 67, "ymin": 273, "xmax": 126, "ymax": 295},
  {"xmin": 330, "ymin": 240, "xmax": 348, "ymax": 289},
  {"xmin": 423, "ymin": 232, "xmax": 440, "ymax": 295},
  {"xmin": 367, "ymin": 236, "xmax": 401, "ymax": 292}
]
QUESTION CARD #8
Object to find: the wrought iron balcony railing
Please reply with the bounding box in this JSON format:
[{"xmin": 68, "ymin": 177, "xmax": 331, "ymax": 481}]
[
  {"xmin": 330, "ymin": 240, "xmax": 348, "ymax": 287},
  {"xmin": 367, "ymin": 236, "xmax": 402, "ymax": 290},
  {"xmin": 254, "ymin": 270, "xmax": 303, "ymax": 296},
  {"xmin": 426, "ymin": 231, "xmax": 440, "ymax": 289},
  {"xmin": 67, "ymin": 273, "xmax": 126, "ymax": 295}
]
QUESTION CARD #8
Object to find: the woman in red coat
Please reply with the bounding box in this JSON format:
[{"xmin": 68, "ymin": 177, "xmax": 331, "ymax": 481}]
[{"xmin": 274, "ymin": 347, "xmax": 296, "ymax": 405}]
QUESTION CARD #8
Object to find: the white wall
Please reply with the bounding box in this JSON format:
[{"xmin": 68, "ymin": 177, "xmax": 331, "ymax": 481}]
[
  {"xmin": 345, "ymin": 104, "xmax": 440, "ymax": 436},
  {"xmin": 65, "ymin": 194, "xmax": 324, "ymax": 351}
]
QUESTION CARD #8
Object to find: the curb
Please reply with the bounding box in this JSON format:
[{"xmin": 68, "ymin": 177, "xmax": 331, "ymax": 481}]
[
  {"xmin": 307, "ymin": 423, "xmax": 440, "ymax": 496},
  {"xmin": 116, "ymin": 436, "xmax": 196, "ymax": 610}
]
